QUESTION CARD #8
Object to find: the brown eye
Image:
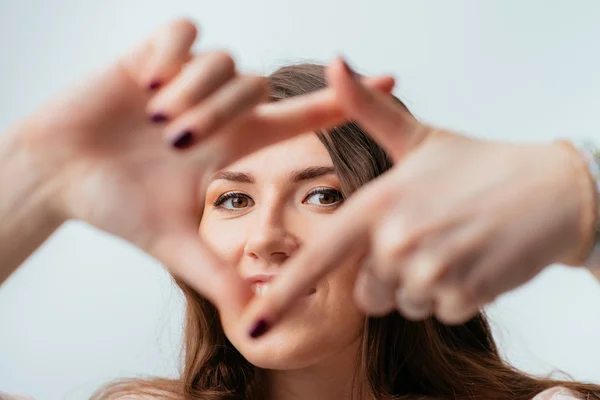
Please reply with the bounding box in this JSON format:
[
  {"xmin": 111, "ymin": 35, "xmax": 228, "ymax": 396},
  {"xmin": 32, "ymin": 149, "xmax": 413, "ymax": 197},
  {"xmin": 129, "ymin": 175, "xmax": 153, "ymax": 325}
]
[
  {"xmin": 231, "ymin": 196, "xmax": 248, "ymax": 208},
  {"xmin": 303, "ymin": 188, "xmax": 344, "ymax": 207},
  {"xmin": 214, "ymin": 192, "xmax": 254, "ymax": 210}
]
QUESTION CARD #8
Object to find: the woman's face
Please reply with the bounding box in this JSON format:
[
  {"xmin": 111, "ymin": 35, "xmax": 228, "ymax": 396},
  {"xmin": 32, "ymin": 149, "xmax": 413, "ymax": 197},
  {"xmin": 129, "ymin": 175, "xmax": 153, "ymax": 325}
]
[{"xmin": 200, "ymin": 133, "xmax": 365, "ymax": 370}]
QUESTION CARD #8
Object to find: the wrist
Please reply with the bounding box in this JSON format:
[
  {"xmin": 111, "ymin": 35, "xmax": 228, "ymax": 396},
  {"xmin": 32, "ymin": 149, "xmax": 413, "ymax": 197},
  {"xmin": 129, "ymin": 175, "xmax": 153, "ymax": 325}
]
[
  {"xmin": 0, "ymin": 122, "xmax": 65, "ymax": 280},
  {"xmin": 573, "ymin": 140, "xmax": 600, "ymax": 268},
  {"xmin": 2, "ymin": 124, "xmax": 59, "ymax": 211},
  {"xmin": 551, "ymin": 140, "xmax": 599, "ymax": 267}
]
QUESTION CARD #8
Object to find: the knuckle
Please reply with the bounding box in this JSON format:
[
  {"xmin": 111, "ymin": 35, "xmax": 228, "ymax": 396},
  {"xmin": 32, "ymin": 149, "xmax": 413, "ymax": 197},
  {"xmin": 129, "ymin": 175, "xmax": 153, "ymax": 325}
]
[
  {"xmin": 463, "ymin": 276, "xmax": 489, "ymax": 304},
  {"xmin": 373, "ymin": 227, "xmax": 416, "ymax": 268},
  {"xmin": 410, "ymin": 254, "xmax": 446, "ymax": 288},
  {"xmin": 201, "ymin": 105, "xmax": 227, "ymax": 133},
  {"xmin": 370, "ymin": 259, "xmax": 398, "ymax": 284},
  {"xmin": 436, "ymin": 291, "xmax": 468, "ymax": 325}
]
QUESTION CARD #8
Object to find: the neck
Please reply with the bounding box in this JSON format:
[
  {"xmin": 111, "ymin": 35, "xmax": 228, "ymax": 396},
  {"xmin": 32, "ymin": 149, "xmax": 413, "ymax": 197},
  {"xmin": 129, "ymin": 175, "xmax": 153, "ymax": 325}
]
[{"xmin": 263, "ymin": 337, "xmax": 369, "ymax": 400}]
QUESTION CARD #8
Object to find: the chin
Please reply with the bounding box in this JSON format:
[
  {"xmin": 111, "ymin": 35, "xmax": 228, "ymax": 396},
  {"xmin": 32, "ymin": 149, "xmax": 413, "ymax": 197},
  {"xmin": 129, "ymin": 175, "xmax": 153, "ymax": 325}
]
[
  {"xmin": 225, "ymin": 320, "xmax": 328, "ymax": 369},
  {"xmin": 218, "ymin": 280, "xmax": 365, "ymax": 371},
  {"xmin": 223, "ymin": 316, "xmax": 365, "ymax": 371}
]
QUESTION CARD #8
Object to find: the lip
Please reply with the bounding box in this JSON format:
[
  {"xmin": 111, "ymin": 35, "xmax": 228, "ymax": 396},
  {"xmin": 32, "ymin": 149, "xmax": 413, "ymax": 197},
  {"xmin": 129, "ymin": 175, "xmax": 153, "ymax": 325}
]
[
  {"xmin": 244, "ymin": 274, "xmax": 316, "ymax": 296},
  {"xmin": 245, "ymin": 274, "xmax": 278, "ymax": 285}
]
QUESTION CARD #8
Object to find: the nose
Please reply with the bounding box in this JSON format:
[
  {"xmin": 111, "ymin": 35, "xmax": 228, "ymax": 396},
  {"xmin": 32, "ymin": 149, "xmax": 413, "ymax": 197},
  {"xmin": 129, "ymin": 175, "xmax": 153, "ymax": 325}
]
[{"xmin": 244, "ymin": 210, "xmax": 299, "ymax": 265}]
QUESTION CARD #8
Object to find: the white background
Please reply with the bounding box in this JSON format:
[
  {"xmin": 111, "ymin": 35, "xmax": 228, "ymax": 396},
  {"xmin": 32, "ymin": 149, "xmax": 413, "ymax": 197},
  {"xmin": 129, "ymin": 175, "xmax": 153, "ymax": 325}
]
[{"xmin": 1, "ymin": 1, "xmax": 600, "ymax": 398}]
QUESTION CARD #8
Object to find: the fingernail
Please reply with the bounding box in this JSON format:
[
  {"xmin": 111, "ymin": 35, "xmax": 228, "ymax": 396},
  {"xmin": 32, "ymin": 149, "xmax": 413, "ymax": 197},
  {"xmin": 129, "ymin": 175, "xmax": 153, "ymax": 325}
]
[
  {"xmin": 171, "ymin": 131, "xmax": 194, "ymax": 150},
  {"xmin": 148, "ymin": 80, "xmax": 162, "ymax": 91},
  {"xmin": 249, "ymin": 319, "xmax": 270, "ymax": 339},
  {"xmin": 150, "ymin": 113, "xmax": 168, "ymax": 123}
]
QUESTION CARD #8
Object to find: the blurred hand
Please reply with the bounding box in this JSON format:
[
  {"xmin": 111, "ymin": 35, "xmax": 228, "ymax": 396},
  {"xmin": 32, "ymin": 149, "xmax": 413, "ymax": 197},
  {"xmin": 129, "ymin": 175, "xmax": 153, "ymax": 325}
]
[
  {"xmin": 243, "ymin": 57, "xmax": 592, "ymax": 331},
  {"xmin": 9, "ymin": 22, "xmax": 394, "ymax": 311}
]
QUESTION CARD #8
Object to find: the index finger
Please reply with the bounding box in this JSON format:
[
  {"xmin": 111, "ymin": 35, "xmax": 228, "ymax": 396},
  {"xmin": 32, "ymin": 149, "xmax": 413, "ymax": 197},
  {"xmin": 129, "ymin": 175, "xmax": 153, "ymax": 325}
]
[
  {"xmin": 122, "ymin": 18, "xmax": 198, "ymax": 90},
  {"xmin": 241, "ymin": 181, "xmax": 385, "ymax": 339},
  {"xmin": 327, "ymin": 57, "xmax": 428, "ymax": 161},
  {"xmin": 217, "ymin": 75, "xmax": 395, "ymax": 163}
]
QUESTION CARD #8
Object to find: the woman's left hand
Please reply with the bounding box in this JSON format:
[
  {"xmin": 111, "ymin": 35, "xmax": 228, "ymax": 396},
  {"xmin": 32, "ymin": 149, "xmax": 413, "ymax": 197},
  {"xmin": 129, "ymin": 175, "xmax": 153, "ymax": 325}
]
[{"xmin": 243, "ymin": 57, "xmax": 595, "ymax": 332}]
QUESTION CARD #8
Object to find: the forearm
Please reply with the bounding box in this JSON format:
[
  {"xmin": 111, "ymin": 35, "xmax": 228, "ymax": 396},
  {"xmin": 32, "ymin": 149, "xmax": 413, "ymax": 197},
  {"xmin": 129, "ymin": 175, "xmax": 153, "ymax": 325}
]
[{"xmin": 0, "ymin": 123, "xmax": 63, "ymax": 284}]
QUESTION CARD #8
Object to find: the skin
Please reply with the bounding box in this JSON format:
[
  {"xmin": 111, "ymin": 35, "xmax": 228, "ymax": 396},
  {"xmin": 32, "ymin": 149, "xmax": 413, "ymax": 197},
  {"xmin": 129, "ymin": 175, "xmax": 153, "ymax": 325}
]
[
  {"xmin": 0, "ymin": 20, "xmax": 395, "ymax": 315},
  {"xmin": 244, "ymin": 57, "xmax": 597, "ymax": 332},
  {"xmin": 0, "ymin": 21, "xmax": 589, "ymax": 399},
  {"xmin": 200, "ymin": 134, "xmax": 366, "ymax": 400}
]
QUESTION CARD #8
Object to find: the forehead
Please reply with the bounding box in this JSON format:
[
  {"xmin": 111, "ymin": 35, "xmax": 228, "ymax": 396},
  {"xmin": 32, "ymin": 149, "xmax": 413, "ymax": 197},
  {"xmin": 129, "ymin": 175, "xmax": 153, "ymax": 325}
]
[{"xmin": 224, "ymin": 133, "xmax": 333, "ymax": 175}]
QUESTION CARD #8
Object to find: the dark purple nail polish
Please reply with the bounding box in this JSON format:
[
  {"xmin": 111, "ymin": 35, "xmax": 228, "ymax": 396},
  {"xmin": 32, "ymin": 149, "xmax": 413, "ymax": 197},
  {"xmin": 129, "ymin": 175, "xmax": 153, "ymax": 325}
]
[
  {"xmin": 148, "ymin": 80, "xmax": 162, "ymax": 91},
  {"xmin": 150, "ymin": 113, "xmax": 168, "ymax": 123},
  {"xmin": 249, "ymin": 319, "xmax": 270, "ymax": 339},
  {"xmin": 171, "ymin": 131, "xmax": 194, "ymax": 150}
]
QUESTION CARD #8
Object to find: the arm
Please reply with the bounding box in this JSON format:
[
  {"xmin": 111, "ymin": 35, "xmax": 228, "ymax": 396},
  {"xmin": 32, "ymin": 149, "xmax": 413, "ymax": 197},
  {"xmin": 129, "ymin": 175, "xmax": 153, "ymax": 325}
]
[
  {"xmin": 0, "ymin": 122, "xmax": 63, "ymax": 284},
  {"xmin": 0, "ymin": 393, "xmax": 36, "ymax": 400}
]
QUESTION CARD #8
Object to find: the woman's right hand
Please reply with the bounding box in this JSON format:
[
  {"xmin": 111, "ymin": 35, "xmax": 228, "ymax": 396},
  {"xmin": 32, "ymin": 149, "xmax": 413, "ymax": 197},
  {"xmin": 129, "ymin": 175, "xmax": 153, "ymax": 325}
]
[
  {"xmin": 242, "ymin": 58, "xmax": 596, "ymax": 331},
  {"xmin": 0, "ymin": 19, "xmax": 395, "ymax": 312}
]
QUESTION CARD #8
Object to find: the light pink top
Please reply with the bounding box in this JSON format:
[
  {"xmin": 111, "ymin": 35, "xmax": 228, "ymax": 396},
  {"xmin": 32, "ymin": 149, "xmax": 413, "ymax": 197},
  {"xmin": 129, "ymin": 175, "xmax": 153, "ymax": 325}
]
[{"xmin": 533, "ymin": 387, "xmax": 580, "ymax": 399}]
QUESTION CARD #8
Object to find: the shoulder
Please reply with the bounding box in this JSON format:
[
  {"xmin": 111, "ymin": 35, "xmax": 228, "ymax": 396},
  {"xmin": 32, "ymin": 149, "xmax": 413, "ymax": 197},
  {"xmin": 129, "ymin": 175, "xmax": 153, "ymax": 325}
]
[
  {"xmin": 97, "ymin": 396, "xmax": 159, "ymax": 400},
  {"xmin": 533, "ymin": 387, "xmax": 581, "ymax": 400},
  {"xmin": 94, "ymin": 396, "xmax": 158, "ymax": 400}
]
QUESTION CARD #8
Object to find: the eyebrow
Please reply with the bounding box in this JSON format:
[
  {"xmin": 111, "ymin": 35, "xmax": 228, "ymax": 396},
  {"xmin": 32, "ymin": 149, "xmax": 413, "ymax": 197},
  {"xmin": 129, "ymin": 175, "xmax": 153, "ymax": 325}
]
[
  {"xmin": 209, "ymin": 166, "xmax": 336, "ymax": 184},
  {"xmin": 210, "ymin": 171, "xmax": 255, "ymax": 184},
  {"xmin": 290, "ymin": 166, "xmax": 336, "ymax": 182}
]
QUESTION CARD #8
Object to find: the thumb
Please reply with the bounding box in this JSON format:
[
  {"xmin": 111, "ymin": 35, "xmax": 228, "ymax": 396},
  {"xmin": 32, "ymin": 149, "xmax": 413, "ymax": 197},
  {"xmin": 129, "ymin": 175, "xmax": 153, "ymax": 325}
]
[
  {"xmin": 326, "ymin": 57, "xmax": 430, "ymax": 161},
  {"xmin": 150, "ymin": 228, "xmax": 252, "ymax": 312}
]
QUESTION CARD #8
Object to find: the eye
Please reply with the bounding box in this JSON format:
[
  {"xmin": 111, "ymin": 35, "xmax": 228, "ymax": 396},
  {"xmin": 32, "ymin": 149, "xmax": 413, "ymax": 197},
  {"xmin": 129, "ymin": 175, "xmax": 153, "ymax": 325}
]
[
  {"xmin": 213, "ymin": 192, "xmax": 254, "ymax": 211},
  {"xmin": 303, "ymin": 187, "xmax": 344, "ymax": 207}
]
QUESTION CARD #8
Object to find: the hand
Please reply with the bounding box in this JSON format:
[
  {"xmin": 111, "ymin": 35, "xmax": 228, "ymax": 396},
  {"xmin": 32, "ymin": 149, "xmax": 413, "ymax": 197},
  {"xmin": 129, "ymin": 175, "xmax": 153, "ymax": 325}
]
[
  {"xmin": 243, "ymin": 57, "xmax": 592, "ymax": 329},
  {"xmin": 8, "ymin": 23, "xmax": 395, "ymax": 311}
]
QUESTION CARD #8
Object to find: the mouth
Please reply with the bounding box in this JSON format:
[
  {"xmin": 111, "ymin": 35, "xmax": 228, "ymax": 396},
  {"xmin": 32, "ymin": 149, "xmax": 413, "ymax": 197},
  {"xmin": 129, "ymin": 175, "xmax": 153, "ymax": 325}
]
[{"xmin": 250, "ymin": 281, "xmax": 317, "ymax": 297}]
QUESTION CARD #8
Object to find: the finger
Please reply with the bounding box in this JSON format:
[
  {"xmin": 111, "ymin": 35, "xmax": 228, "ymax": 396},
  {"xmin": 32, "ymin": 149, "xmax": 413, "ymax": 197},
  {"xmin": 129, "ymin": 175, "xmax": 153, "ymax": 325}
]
[
  {"xmin": 432, "ymin": 248, "xmax": 530, "ymax": 325},
  {"xmin": 124, "ymin": 18, "xmax": 199, "ymax": 90},
  {"xmin": 241, "ymin": 182, "xmax": 387, "ymax": 339},
  {"xmin": 462, "ymin": 254, "xmax": 544, "ymax": 310},
  {"xmin": 150, "ymin": 228, "xmax": 252, "ymax": 313},
  {"xmin": 147, "ymin": 51, "xmax": 237, "ymax": 120},
  {"xmin": 326, "ymin": 57, "xmax": 429, "ymax": 161},
  {"xmin": 398, "ymin": 252, "xmax": 443, "ymax": 293},
  {"xmin": 255, "ymin": 75, "xmax": 396, "ymax": 141},
  {"xmin": 164, "ymin": 75, "xmax": 269, "ymax": 149},
  {"xmin": 393, "ymin": 253, "xmax": 438, "ymax": 321},
  {"xmin": 370, "ymin": 209, "xmax": 416, "ymax": 283},
  {"xmin": 217, "ymin": 75, "xmax": 396, "ymax": 164},
  {"xmin": 354, "ymin": 261, "xmax": 396, "ymax": 316},
  {"xmin": 434, "ymin": 289, "xmax": 480, "ymax": 325},
  {"xmin": 395, "ymin": 287, "xmax": 434, "ymax": 321}
]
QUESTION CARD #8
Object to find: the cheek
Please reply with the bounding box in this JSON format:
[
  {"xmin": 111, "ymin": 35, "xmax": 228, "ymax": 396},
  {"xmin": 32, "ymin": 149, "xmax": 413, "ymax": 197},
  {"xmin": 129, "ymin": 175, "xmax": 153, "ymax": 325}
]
[
  {"xmin": 326, "ymin": 256, "xmax": 363, "ymax": 307},
  {"xmin": 199, "ymin": 217, "xmax": 247, "ymax": 263}
]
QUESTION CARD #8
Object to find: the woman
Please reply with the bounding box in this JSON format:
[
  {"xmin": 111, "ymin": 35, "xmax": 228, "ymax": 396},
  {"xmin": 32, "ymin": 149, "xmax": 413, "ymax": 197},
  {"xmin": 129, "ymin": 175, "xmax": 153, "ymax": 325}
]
[
  {"xmin": 245, "ymin": 58, "xmax": 600, "ymax": 327},
  {"xmin": 90, "ymin": 64, "xmax": 600, "ymax": 400}
]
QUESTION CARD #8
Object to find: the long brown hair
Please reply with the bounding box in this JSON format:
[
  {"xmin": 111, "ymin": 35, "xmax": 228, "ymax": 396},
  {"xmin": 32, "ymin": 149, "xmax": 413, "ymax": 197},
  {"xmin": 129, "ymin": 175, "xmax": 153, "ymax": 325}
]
[{"xmin": 92, "ymin": 64, "xmax": 600, "ymax": 400}]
